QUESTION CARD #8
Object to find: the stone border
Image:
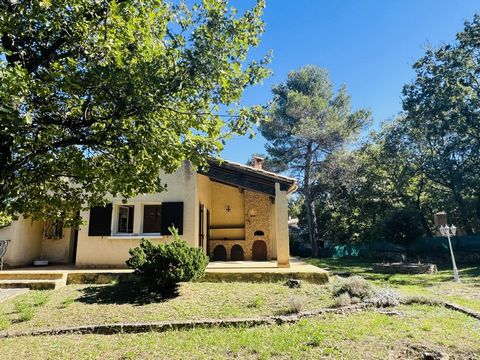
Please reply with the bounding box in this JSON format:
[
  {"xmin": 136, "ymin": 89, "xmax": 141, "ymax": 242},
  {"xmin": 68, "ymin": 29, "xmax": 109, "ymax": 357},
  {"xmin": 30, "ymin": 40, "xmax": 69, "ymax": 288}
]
[
  {"xmin": 444, "ymin": 302, "xmax": 480, "ymax": 320},
  {"xmin": 0, "ymin": 304, "xmax": 370, "ymax": 339},
  {"xmin": 372, "ymin": 263, "xmax": 437, "ymax": 274},
  {"xmin": 1, "ymin": 301, "xmax": 478, "ymax": 339}
]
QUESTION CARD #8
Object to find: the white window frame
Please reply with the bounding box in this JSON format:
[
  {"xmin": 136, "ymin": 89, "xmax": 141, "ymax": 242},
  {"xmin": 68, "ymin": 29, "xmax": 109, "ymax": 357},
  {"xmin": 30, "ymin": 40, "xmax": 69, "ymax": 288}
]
[{"xmin": 112, "ymin": 204, "xmax": 136, "ymax": 236}]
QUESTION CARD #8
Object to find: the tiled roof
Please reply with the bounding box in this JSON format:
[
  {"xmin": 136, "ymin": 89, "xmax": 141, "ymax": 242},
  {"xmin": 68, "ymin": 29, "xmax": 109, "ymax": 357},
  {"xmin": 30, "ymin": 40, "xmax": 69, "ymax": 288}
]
[{"xmin": 207, "ymin": 158, "xmax": 298, "ymax": 194}]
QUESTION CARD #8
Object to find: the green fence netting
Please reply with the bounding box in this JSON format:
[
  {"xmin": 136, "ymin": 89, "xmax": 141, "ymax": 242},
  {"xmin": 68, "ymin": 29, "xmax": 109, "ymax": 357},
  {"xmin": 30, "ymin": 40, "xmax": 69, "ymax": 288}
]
[{"xmin": 332, "ymin": 236, "xmax": 480, "ymax": 259}]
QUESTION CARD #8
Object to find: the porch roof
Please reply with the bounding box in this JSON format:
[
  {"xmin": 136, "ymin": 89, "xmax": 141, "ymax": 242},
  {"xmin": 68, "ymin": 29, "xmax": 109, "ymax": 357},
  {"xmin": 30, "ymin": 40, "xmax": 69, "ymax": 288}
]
[{"xmin": 198, "ymin": 158, "xmax": 297, "ymax": 197}]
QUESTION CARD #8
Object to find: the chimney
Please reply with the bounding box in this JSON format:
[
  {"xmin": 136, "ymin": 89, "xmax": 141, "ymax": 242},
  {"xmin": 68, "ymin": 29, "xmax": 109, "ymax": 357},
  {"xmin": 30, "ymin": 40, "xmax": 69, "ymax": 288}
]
[{"xmin": 253, "ymin": 156, "xmax": 264, "ymax": 170}]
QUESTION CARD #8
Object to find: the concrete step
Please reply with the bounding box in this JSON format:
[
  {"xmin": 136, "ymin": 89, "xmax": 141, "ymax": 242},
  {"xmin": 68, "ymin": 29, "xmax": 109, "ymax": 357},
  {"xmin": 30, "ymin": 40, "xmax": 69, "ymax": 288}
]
[
  {"xmin": 0, "ymin": 279, "xmax": 63, "ymax": 290},
  {"xmin": 0, "ymin": 272, "xmax": 65, "ymax": 281}
]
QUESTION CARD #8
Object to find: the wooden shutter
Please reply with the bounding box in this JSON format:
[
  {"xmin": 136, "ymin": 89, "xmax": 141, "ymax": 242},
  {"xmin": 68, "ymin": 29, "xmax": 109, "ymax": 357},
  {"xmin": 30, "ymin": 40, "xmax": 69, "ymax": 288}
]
[
  {"xmin": 161, "ymin": 202, "xmax": 184, "ymax": 235},
  {"xmin": 88, "ymin": 204, "xmax": 113, "ymax": 236}
]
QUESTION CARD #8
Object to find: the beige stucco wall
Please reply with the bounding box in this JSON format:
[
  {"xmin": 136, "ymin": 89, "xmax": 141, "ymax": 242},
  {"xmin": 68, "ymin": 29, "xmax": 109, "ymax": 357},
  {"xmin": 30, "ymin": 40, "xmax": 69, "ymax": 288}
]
[
  {"xmin": 2, "ymin": 216, "xmax": 43, "ymax": 267},
  {"xmin": 41, "ymin": 227, "xmax": 73, "ymax": 264},
  {"xmin": 275, "ymin": 183, "xmax": 290, "ymax": 267},
  {"xmin": 208, "ymin": 181, "xmax": 245, "ymax": 260},
  {"xmin": 209, "ymin": 181, "xmax": 245, "ymax": 228},
  {"xmin": 75, "ymin": 162, "xmax": 198, "ymax": 268},
  {"xmin": 3, "ymin": 162, "xmax": 293, "ymax": 268}
]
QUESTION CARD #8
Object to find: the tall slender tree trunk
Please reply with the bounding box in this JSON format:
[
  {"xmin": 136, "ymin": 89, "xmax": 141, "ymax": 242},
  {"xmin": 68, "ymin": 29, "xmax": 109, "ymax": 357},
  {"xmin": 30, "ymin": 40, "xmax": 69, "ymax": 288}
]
[{"xmin": 304, "ymin": 142, "xmax": 320, "ymax": 257}]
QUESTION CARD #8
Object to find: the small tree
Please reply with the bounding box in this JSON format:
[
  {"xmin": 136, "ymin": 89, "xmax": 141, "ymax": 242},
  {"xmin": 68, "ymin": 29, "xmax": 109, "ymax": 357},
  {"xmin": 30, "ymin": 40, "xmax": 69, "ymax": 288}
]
[{"xmin": 126, "ymin": 228, "xmax": 209, "ymax": 294}]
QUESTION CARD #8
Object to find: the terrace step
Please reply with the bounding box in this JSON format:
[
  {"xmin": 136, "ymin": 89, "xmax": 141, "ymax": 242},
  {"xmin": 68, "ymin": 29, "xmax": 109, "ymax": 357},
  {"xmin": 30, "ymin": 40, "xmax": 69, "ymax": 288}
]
[
  {"xmin": 0, "ymin": 272, "xmax": 65, "ymax": 281},
  {"xmin": 0, "ymin": 274, "xmax": 67, "ymax": 290},
  {"xmin": 0, "ymin": 279, "xmax": 64, "ymax": 290}
]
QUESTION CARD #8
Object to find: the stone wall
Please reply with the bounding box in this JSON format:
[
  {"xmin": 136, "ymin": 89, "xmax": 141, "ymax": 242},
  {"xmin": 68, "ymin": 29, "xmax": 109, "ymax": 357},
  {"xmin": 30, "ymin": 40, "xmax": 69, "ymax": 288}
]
[
  {"xmin": 244, "ymin": 190, "xmax": 272, "ymax": 260},
  {"xmin": 209, "ymin": 190, "xmax": 273, "ymax": 261}
]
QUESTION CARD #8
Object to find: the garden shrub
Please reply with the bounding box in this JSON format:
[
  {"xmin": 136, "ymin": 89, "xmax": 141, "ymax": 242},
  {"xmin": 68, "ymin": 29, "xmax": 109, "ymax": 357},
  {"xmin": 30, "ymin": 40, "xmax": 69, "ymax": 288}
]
[
  {"xmin": 126, "ymin": 227, "xmax": 209, "ymax": 293},
  {"xmin": 366, "ymin": 288, "xmax": 401, "ymax": 307},
  {"xmin": 401, "ymin": 295, "xmax": 444, "ymax": 306},
  {"xmin": 288, "ymin": 295, "xmax": 306, "ymax": 313},
  {"xmin": 333, "ymin": 277, "xmax": 402, "ymax": 308},
  {"xmin": 333, "ymin": 275, "xmax": 374, "ymax": 300},
  {"xmin": 334, "ymin": 292, "xmax": 352, "ymax": 307}
]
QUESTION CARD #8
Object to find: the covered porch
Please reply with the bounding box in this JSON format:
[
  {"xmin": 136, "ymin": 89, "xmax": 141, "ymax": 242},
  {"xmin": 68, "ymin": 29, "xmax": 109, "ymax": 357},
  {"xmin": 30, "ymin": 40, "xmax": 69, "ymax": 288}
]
[{"xmin": 198, "ymin": 158, "xmax": 296, "ymax": 268}]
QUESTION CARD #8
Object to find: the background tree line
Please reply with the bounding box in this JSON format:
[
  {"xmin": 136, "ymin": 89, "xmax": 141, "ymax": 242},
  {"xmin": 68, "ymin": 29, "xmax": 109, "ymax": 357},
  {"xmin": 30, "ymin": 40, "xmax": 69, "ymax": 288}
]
[{"xmin": 256, "ymin": 14, "xmax": 480, "ymax": 256}]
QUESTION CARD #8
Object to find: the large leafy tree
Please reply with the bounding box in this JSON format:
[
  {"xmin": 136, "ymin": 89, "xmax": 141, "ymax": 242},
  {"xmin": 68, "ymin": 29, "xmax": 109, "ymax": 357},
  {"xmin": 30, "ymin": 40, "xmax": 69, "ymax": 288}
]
[
  {"xmin": 402, "ymin": 14, "xmax": 480, "ymax": 234},
  {"xmin": 260, "ymin": 66, "xmax": 370, "ymax": 256},
  {"xmin": 0, "ymin": 0, "xmax": 269, "ymax": 225}
]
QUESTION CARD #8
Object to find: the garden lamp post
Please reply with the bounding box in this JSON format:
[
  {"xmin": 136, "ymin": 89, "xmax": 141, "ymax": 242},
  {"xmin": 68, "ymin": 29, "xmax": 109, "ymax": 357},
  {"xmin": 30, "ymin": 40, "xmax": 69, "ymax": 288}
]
[{"xmin": 439, "ymin": 224, "xmax": 460, "ymax": 282}]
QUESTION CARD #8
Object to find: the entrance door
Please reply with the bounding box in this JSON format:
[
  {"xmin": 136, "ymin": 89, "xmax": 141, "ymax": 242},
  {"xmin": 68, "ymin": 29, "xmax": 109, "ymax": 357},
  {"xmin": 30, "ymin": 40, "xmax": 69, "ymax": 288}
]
[
  {"xmin": 70, "ymin": 228, "xmax": 79, "ymax": 264},
  {"xmin": 252, "ymin": 240, "xmax": 267, "ymax": 261}
]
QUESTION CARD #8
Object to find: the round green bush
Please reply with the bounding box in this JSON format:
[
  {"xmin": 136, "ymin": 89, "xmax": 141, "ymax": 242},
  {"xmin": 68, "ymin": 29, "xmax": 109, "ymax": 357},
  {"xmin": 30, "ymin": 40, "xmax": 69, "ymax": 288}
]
[{"xmin": 126, "ymin": 228, "xmax": 209, "ymax": 293}]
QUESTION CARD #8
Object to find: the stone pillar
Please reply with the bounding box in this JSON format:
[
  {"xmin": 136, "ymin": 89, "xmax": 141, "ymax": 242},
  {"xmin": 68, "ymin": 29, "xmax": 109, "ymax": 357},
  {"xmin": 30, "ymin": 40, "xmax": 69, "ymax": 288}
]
[{"xmin": 275, "ymin": 182, "xmax": 290, "ymax": 268}]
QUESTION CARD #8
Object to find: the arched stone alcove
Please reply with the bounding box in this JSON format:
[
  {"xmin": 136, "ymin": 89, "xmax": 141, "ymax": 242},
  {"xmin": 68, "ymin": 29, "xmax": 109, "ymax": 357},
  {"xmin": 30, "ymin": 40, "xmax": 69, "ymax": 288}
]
[
  {"xmin": 230, "ymin": 244, "xmax": 244, "ymax": 261},
  {"xmin": 212, "ymin": 245, "xmax": 227, "ymax": 261}
]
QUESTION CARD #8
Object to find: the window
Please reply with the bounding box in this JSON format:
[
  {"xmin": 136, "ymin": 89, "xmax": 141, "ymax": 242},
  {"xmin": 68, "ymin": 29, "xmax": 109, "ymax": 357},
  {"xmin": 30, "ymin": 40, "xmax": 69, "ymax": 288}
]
[
  {"xmin": 44, "ymin": 219, "xmax": 63, "ymax": 239},
  {"xmin": 143, "ymin": 205, "xmax": 162, "ymax": 233},
  {"xmin": 118, "ymin": 205, "xmax": 134, "ymax": 233}
]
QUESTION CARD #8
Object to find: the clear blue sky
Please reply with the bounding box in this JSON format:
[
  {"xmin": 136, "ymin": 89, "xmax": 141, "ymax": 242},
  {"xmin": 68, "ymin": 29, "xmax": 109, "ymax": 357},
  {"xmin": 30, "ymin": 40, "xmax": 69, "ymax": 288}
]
[{"xmin": 220, "ymin": 0, "xmax": 480, "ymax": 163}]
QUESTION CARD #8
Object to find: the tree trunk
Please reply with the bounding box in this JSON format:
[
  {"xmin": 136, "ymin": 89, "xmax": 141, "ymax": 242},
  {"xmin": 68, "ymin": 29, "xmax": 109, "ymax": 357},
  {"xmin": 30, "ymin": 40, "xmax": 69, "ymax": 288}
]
[{"xmin": 304, "ymin": 143, "xmax": 320, "ymax": 257}]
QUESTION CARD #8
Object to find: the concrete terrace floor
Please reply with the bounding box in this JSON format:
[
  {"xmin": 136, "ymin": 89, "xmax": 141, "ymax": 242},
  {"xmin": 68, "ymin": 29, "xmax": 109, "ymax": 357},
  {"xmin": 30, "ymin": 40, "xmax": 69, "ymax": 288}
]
[{"xmin": 0, "ymin": 258, "xmax": 330, "ymax": 285}]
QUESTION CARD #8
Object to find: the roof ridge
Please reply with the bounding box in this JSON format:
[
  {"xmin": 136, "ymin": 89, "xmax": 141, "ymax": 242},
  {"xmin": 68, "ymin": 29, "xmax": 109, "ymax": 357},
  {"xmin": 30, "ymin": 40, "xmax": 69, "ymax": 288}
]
[{"xmin": 208, "ymin": 157, "xmax": 297, "ymax": 183}]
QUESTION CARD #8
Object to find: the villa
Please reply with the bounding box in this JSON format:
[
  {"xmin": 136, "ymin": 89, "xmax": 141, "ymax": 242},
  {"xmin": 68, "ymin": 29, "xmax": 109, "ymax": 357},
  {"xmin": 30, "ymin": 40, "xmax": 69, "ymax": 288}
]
[{"xmin": 0, "ymin": 157, "xmax": 297, "ymax": 269}]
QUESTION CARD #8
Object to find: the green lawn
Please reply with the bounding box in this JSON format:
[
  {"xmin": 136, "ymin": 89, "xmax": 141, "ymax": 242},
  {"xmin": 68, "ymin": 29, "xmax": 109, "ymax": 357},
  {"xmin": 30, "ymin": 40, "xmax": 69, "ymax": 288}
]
[
  {"xmin": 0, "ymin": 281, "xmax": 332, "ymax": 333},
  {"xmin": 1, "ymin": 259, "xmax": 480, "ymax": 359},
  {"xmin": 307, "ymin": 258, "xmax": 480, "ymax": 312},
  {"xmin": 1, "ymin": 305, "xmax": 479, "ymax": 359}
]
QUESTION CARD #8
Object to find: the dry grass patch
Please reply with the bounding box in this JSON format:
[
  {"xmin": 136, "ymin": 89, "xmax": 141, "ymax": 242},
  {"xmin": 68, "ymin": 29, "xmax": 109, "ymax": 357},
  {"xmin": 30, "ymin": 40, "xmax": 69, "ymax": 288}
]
[{"xmin": 0, "ymin": 281, "xmax": 331, "ymax": 332}]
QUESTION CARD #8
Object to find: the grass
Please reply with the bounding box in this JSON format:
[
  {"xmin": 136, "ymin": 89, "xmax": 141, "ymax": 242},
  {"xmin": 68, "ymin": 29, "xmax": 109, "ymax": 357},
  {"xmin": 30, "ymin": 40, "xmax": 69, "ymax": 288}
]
[
  {"xmin": 2, "ymin": 290, "xmax": 53, "ymax": 324},
  {"xmin": 308, "ymin": 257, "xmax": 480, "ymax": 311},
  {"xmin": 0, "ymin": 305, "xmax": 479, "ymax": 359},
  {"xmin": 1, "ymin": 259, "xmax": 479, "ymax": 359},
  {"xmin": 0, "ymin": 281, "xmax": 332, "ymax": 332}
]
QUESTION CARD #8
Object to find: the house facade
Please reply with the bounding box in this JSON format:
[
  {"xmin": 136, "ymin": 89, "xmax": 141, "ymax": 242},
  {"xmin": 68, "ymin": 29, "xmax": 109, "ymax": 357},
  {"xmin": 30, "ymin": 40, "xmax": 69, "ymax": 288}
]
[{"xmin": 0, "ymin": 158, "xmax": 297, "ymax": 268}]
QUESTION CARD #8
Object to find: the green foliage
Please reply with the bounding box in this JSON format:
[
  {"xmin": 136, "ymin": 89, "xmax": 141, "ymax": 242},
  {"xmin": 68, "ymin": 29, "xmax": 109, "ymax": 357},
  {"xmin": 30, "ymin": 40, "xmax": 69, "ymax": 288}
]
[
  {"xmin": 400, "ymin": 14, "xmax": 480, "ymax": 234},
  {"xmin": 260, "ymin": 66, "xmax": 370, "ymax": 255},
  {"xmin": 0, "ymin": 0, "xmax": 270, "ymax": 225},
  {"xmin": 0, "ymin": 212, "xmax": 12, "ymax": 227},
  {"xmin": 372, "ymin": 208, "xmax": 425, "ymax": 246},
  {"xmin": 126, "ymin": 228, "xmax": 209, "ymax": 293},
  {"xmin": 273, "ymin": 15, "xmax": 480, "ymax": 250}
]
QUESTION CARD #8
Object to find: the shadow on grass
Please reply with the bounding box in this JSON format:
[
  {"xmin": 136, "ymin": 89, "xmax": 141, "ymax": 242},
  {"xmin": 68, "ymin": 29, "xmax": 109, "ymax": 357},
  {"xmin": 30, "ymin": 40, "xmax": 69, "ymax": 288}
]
[{"xmin": 76, "ymin": 281, "xmax": 179, "ymax": 306}]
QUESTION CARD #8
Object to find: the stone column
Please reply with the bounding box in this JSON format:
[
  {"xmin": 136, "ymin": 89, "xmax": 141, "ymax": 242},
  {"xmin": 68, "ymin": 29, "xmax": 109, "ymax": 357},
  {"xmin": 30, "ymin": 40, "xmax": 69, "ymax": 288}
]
[{"xmin": 275, "ymin": 182, "xmax": 290, "ymax": 268}]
